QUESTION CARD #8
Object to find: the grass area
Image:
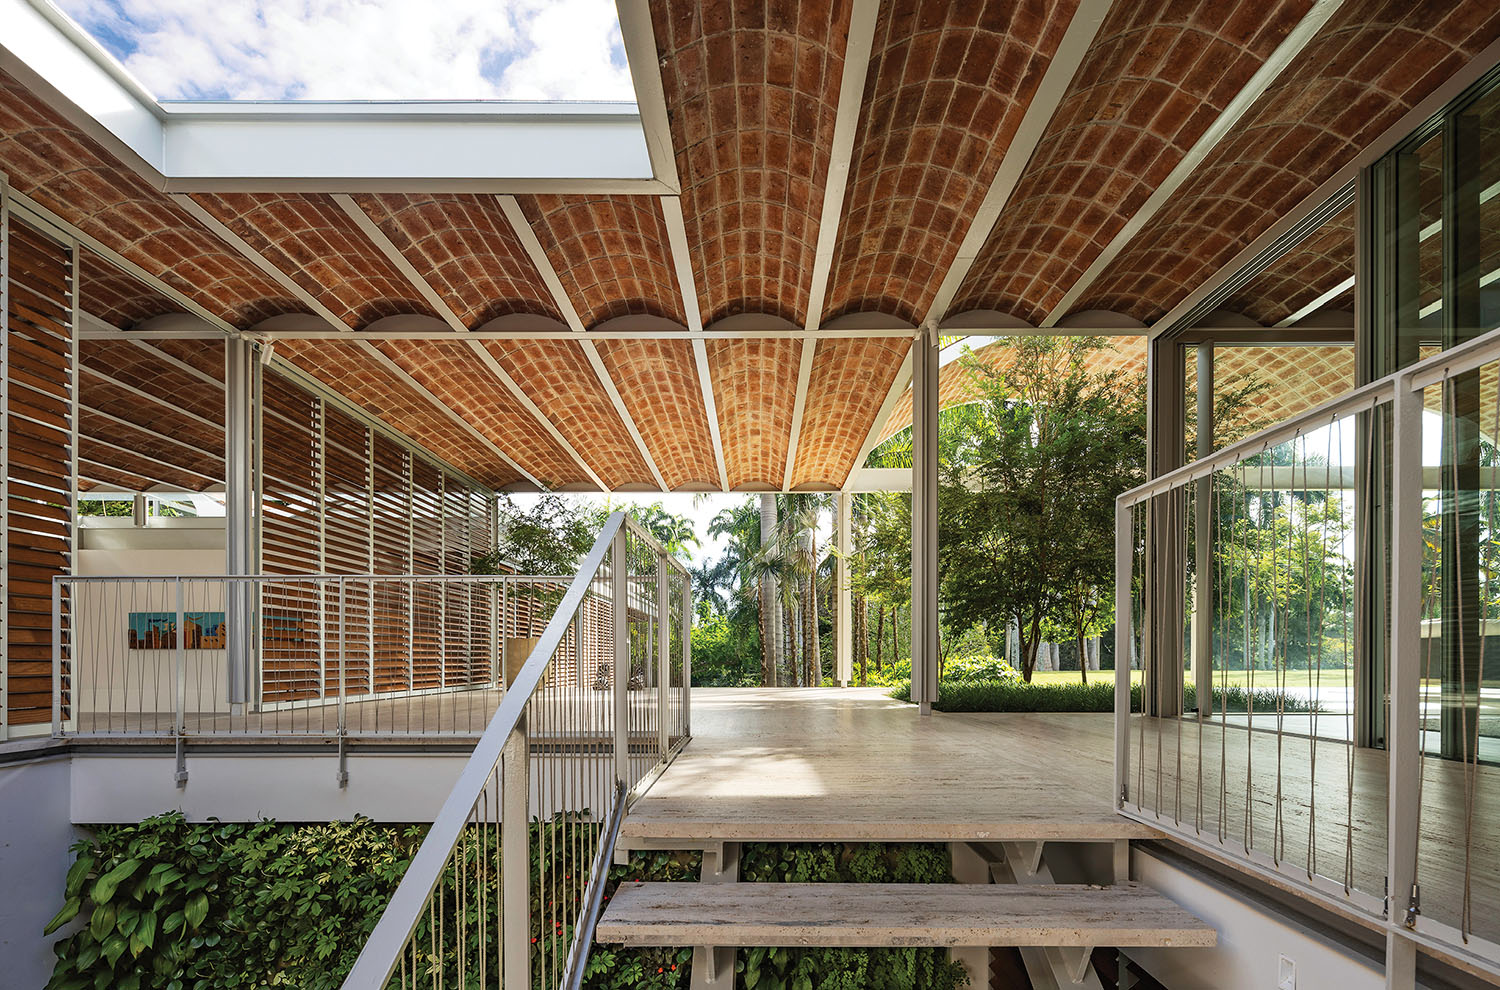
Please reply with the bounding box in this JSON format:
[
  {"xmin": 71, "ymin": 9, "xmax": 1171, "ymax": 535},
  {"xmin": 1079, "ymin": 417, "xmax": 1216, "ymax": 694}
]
[
  {"xmin": 1024, "ymin": 668, "xmax": 1355, "ymax": 690},
  {"xmin": 889, "ymin": 679, "xmax": 1324, "ymax": 714}
]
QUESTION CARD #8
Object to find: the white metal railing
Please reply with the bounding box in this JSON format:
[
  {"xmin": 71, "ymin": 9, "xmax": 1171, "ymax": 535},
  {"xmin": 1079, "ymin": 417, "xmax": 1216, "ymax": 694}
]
[
  {"xmin": 1116, "ymin": 324, "xmax": 1500, "ymax": 980},
  {"xmin": 339, "ymin": 511, "xmax": 690, "ymax": 989}
]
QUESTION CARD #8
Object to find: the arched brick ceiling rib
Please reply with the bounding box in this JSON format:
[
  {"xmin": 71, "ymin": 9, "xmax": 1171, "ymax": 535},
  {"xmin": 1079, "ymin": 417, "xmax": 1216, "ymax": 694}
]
[
  {"xmin": 953, "ymin": 0, "xmax": 1315, "ymax": 325},
  {"xmin": 371, "ymin": 340, "xmax": 589, "ymax": 489},
  {"xmin": 823, "ymin": 0, "xmax": 1081, "ymax": 325},
  {"xmin": 188, "ymin": 193, "xmax": 435, "ymax": 329},
  {"xmin": 78, "ymin": 250, "xmax": 180, "ymax": 329},
  {"xmin": 594, "ymin": 340, "xmax": 718, "ymax": 490},
  {"xmin": 80, "ymin": 462, "xmax": 161, "ymax": 494},
  {"xmin": 706, "ymin": 338, "xmax": 801, "ymax": 489},
  {"xmin": 481, "ymin": 340, "xmax": 652, "ymax": 490},
  {"xmin": 79, "ymin": 436, "xmax": 213, "ymax": 492},
  {"xmin": 275, "ymin": 340, "xmax": 522, "ymax": 488},
  {"xmin": 790, "ymin": 337, "xmax": 911, "ymax": 488},
  {"xmin": 652, "ymin": 0, "xmax": 854, "ymax": 326},
  {"xmin": 1221, "ymin": 201, "xmax": 1354, "ymax": 326},
  {"xmin": 0, "ymin": 70, "xmax": 300, "ymax": 327},
  {"xmin": 81, "ymin": 339, "xmax": 225, "ymax": 427},
  {"xmin": 515, "ymin": 195, "xmax": 686, "ymax": 328},
  {"xmin": 1080, "ymin": 2, "xmax": 1500, "ymax": 323},
  {"xmin": 78, "ymin": 410, "xmax": 223, "ymax": 490},
  {"xmin": 147, "ymin": 339, "xmax": 226, "ymax": 382},
  {"xmin": 351, "ymin": 193, "xmax": 560, "ymax": 328}
]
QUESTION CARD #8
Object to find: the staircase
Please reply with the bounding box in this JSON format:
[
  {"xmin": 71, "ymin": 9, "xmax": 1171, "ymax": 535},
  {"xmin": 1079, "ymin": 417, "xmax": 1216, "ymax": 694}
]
[{"xmin": 597, "ymin": 836, "xmax": 1216, "ymax": 988}]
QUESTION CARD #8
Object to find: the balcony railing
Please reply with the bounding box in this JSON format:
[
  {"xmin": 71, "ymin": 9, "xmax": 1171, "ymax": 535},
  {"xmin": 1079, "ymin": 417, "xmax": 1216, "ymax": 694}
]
[
  {"xmin": 1116, "ymin": 326, "xmax": 1500, "ymax": 980},
  {"xmin": 332, "ymin": 511, "xmax": 688, "ymax": 988}
]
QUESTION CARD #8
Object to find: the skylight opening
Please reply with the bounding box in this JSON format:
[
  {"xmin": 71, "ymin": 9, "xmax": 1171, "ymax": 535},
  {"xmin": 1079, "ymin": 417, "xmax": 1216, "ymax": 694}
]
[{"xmin": 52, "ymin": 0, "xmax": 637, "ymax": 104}]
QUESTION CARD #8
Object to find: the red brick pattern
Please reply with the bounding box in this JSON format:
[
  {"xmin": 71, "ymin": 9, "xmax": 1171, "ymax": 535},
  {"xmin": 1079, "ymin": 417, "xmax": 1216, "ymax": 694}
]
[
  {"xmin": 825, "ymin": 0, "xmax": 1080, "ymax": 324},
  {"xmin": 594, "ymin": 340, "xmax": 717, "ymax": 489},
  {"xmin": 81, "ymin": 339, "xmax": 225, "ymax": 426},
  {"xmin": 276, "ymin": 339, "xmax": 522, "ymax": 488},
  {"xmin": 954, "ymin": 0, "xmax": 1314, "ymax": 324},
  {"xmin": 352, "ymin": 193, "xmax": 560, "ymax": 327},
  {"xmin": 1081, "ymin": 2, "xmax": 1500, "ymax": 322},
  {"xmin": 1221, "ymin": 201, "xmax": 1354, "ymax": 325},
  {"xmin": 652, "ymin": 0, "xmax": 853, "ymax": 325},
  {"xmin": 705, "ymin": 338, "xmax": 801, "ymax": 488},
  {"xmin": 78, "ymin": 250, "xmax": 179, "ymax": 328},
  {"xmin": 790, "ymin": 337, "xmax": 911, "ymax": 487},
  {"xmin": 146, "ymin": 339, "xmax": 226, "ymax": 382},
  {"xmin": 482, "ymin": 340, "xmax": 652, "ymax": 489},
  {"xmin": 517, "ymin": 195, "xmax": 685, "ymax": 327},
  {"xmin": 372, "ymin": 340, "xmax": 590, "ymax": 488},
  {"xmin": 0, "ymin": 71, "xmax": 300, "ymax": 326},
  {"xmin": 189, "ymin": 193, "xmax": 433, "ymax": 329},
  {"xmin": 79, "ymin": 462, "xmax": 158, "ymax": 493}
]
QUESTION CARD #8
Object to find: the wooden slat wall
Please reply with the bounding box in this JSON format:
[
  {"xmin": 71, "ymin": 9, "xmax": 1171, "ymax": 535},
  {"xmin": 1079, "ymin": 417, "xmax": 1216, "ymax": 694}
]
[
  {"xmin": 257, "ymin": 367, "xmax": 493, "ymax": 702},
  {"xmin": 5, "ymin": 218, "xmax": 75, "ymax": 728}
]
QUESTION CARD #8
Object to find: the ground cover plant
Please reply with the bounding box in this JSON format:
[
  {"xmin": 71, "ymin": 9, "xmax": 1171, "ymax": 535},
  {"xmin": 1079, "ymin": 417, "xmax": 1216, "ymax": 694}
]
[{"xmin": 889, "ymin": 679, "xmax": 1324, "ymax": 715}]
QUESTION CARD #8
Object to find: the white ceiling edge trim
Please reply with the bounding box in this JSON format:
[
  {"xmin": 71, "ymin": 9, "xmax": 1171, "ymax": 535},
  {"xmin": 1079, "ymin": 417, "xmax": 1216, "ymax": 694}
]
[{"xmin": 2, "ymin": 0, "xmax": 658, "ymax": 191}]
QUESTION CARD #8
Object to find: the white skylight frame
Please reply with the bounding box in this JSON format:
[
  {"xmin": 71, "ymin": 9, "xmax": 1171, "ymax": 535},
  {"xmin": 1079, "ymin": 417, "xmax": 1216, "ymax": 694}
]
[{"xmin": 0, "ymin": 0, "xmax": 667, "ymax": 193}]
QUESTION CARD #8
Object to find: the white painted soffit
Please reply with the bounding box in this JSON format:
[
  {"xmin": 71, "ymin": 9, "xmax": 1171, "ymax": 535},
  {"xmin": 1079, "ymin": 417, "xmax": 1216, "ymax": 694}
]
[{"xmin": 0, "ymin": 0, "xmax": 661, "ymax": 193}]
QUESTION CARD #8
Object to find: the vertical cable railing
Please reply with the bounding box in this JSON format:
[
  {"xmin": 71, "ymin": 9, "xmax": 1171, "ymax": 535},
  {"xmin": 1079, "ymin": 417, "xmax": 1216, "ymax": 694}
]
[
  {"xmin": 338, "ymin": 512, "xmax": 690, "ymax": 989},
  {"xmin": 1117, "ymin": 326, "xmax": 1500, "ymax": 980}
]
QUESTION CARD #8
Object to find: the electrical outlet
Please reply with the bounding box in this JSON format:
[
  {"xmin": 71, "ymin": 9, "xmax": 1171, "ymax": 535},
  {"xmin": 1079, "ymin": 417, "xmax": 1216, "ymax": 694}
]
[{"xmin": 1277, "ymin": 955, "xmax": 1296, "ymax": 990}]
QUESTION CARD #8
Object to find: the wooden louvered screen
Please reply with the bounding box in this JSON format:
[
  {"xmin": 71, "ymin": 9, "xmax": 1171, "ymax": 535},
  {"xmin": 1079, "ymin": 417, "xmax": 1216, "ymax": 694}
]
[
  {"xmin": 259, "ymin": 371, "xmax": 323, "ymax": 702},
  {"xmin": 410, "ymin": 458, "xmax": 444, "ymax": 689},
  {"xmin": 322, "ymin": 406, "xmax": 371, "ymax": 694},
  {"xmin": 5, "ymin": 219, "xmax": 75, "ymax": 728},
  {"xmin": 371, "ymin": 433, "xmax": 411, "ymax": 692}
]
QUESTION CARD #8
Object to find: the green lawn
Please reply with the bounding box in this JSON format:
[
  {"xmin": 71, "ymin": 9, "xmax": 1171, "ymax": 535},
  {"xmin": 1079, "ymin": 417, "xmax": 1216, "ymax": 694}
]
[{"xmin": 1024, "ymin": 668, "xmax": 1353, "ymax": 689}]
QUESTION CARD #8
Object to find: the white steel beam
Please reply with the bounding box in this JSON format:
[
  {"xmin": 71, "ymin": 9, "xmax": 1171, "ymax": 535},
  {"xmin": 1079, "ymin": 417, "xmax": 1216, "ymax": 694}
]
[
  {"xmin": 332, "ymin": 194, "xmax": 608, "ymax": 490},
  {"xmin": 1151, "ymin": 29, "xmax": 1500, "ymax": 339},
  {"xmin": 616, "ymin": 0, "xmax": 681, "ymax": 193},
  {"xmin": 923, "ymin": 0, "xmax": 1112, "ymax": 325},
  {"xmin": 496, "ymin": 194, "xmax": 669, "ymax": 490},
  {"xmin": 661, "ymin": 195, "xmax": 730, "ymax": 491},
  {"xmin": 1042, "ymin": 0, "xmax": 1346, "ymax": 326},
  {"xmin": 783, "ymin": 0, "xmax": 880, "ymax": 490}
]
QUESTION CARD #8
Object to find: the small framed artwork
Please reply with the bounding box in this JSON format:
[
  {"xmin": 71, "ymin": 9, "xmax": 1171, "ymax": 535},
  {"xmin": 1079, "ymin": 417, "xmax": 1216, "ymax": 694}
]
[{"xmin": 127, "ymin": 612, "xmax": 227, "ymax": 650}]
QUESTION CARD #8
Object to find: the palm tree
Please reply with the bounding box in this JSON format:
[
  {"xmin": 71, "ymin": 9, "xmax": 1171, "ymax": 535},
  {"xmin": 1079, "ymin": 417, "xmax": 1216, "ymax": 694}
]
[
  {"xmin": 757, "ymin": 494, "xmax": 783, "ymax": 685},
  {"xmin": 709, "ymin": 499, "xmax": 776, "ymax": 686}
]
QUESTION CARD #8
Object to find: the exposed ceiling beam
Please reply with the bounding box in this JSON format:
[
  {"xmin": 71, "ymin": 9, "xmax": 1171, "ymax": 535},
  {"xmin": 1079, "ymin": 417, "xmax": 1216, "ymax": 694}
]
[
  {"xmin": 332, "ymin": 193, "xmax": 609, "ymax": 491},
  {"xmin": 1041, "ymin": 0, "xmax": 1346, "ymax": 327},
  {"xmin": 660, "ymin": 195, "xmax": 729, "ymax": 491},
  {"xmin": 783, "ymin": 0, "xmax": 880, "ymax": 491},
  {"xmin": 165, "ymin": 199, "xmax": 542, "ymax": 487},
  {"xmin": 615, "ymin": 0, "xmax": 681, "ymax": 194},
  {"xmin": 922, "ymin": 0, "xmax": 1113, "ymax": 325},
  {"xmin": 1150, "ymin": 31, "xmax": 1500, "ymax": 338},
  {"xmin": 495, "ymin": 193, "xmax": 670, "ymax": 491},
  {"xmin": 81, "ymin": 404, "xmax": 224, "ymax": 462},
  {"xmin": 80, "ymin": 365, "xmax": 223, "ymax": 432}
]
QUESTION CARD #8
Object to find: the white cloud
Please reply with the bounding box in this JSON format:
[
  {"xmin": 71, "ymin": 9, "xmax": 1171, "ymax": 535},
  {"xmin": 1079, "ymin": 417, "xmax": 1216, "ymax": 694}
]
[{"xmin": 55, "ymin": 0, "xmax": 636, "ymax": 102}]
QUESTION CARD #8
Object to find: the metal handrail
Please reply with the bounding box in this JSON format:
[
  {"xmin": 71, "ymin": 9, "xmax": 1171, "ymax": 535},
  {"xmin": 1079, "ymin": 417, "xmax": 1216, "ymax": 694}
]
[{"xmin": 339, "ymin": 511, "xmax": 689, "ymax": 988}]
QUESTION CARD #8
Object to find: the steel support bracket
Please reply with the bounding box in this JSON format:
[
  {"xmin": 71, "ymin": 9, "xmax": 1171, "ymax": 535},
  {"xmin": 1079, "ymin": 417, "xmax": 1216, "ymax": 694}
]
[
  {"xmin": 173, "ymin": 735, "xmax": 188, "ymax": 787},
  {"xmin": 690, "ymin": 946, "xmax": 736, "ymax": 988},
  {"xmin": 335, "ymin": 730, "xmax": 349, "ymax": 788},
  {"xmin": 1004, "ymin": 840, "xmax": 1046, "ymax": 878},
  {"xmin": 1053, "ymin": 946, "xmax": 1095, "ymax": 985}
]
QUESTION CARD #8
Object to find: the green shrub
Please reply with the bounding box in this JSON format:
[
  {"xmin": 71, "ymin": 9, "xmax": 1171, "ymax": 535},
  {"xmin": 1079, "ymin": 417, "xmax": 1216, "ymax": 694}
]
[{"xmin": 889, "ymin": 679, "xmax": 1324, "ymax": 715}]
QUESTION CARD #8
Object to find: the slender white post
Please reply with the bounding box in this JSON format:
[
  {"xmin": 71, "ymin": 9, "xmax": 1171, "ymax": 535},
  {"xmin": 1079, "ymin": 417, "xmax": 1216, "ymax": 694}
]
[
  {"xmin": 656, "ymin": 553, "xmax": 670, "ymax": 757},
  {"xmin": 1193, "ymin": 343, "xmax": 1215, "ymax": 714},
  {"xmin": 681, "ymin": 571, "xmax": 692, "ymax": 736},
  {"xmin": 911, "ymin": 323, "xmax": 940, "ymax": 714},
  {"xmin": 501, "ymin": 716, "xmax": 529, "ymax": 989},
  {"xmin": 1115, "ymin": 501, "xmax": 1133, "ymax": 809},
  {"xmin": 612, "ymin": 521, "xmax": 630, "ymax": 787},
  {"xmin": 836, "ymin": 492, "xmax": 853, "ymax": 687},
  {"xmin": 224, "ymin": 337, "xmax": 256, "ymax": 711},
  {"xmin": 1386, "ymin": 375, "xmax": 1423, "ymax": 989}
]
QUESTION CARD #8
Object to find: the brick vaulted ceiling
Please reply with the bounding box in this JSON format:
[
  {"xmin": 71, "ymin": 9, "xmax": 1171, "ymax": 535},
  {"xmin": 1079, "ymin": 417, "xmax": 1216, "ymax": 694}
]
[{"xmin": 4, "ymin": 1, "xmax": 1500, "ymax": 493}]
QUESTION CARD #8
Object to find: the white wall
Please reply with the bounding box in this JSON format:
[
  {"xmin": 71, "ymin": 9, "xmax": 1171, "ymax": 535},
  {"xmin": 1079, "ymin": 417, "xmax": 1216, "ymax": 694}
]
[
  {"xmin": 0, "ymin": 755, "xmax": 85, "ymax": 990},
  {"xmin": 75, "ymin": 545, "xmax": 229, "ymax": 719},
  {"xmin": 1129, "ymin": 847, "xmax": 1384, "ymax": 990}
]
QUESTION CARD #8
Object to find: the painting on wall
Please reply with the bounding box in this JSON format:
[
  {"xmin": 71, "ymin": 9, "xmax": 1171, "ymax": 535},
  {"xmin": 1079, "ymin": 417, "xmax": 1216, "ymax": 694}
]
[{"xmin": 127, "ymin": 612, "xmax": 227, "ymax": 650}]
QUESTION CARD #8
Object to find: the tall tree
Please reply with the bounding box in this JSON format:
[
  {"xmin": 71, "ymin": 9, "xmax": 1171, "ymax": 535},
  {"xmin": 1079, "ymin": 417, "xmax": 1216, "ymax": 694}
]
[
  {"xmin": 758, "ymin": 494, "xmax": 783, "ymax": 685},
  {"xmin": 938, "ymin": 337, "xmax": 1145, "ymax": 682}
]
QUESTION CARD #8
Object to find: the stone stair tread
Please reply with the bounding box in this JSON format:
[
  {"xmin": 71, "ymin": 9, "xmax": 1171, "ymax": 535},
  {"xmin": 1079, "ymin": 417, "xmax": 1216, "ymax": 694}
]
[{"xmin": 596, "ymin": 881, "xmax": 1216, "ymax": 949}]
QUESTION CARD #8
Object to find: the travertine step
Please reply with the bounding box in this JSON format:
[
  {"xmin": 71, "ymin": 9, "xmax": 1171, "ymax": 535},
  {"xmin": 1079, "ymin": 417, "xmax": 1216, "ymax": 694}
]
[{"xmin": 597, "ymin": 881, "xmax": 1216, "ymax": 949}]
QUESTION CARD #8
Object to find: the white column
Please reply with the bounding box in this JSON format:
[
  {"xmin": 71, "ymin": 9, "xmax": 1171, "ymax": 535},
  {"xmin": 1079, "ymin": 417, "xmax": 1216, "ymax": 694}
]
[
  {"xmin": 911, "ymin": 323, "xmax": 940, "ymax": 714},
  {"xmin": 836, "ymin": 492, "xmax": 853, "ymax": 687},
  {"xmin": 1192, "ymin": 343, "xmax": 1215, "ymax": 714},
  {"xmin": 224, "ymin": 337, "xmax": 257, "ymax": 710}
]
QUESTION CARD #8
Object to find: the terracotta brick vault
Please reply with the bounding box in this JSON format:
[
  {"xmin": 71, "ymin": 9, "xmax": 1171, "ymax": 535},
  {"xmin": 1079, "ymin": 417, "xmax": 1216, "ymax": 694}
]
[{"xmin": 4, "ymin": 1, "xmax": 1498, "ymax": 494}]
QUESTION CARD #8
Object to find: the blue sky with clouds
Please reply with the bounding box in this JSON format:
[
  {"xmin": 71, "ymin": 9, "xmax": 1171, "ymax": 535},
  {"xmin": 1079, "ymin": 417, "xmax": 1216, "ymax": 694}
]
[{"xmin": 55, "ymin": 0, "xmax": 636, "ymax": 102}]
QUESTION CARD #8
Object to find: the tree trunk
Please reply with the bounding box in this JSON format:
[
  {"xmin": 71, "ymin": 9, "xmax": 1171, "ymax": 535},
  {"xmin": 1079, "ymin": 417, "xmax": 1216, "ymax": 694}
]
[
  {"xmin": 802, "ymin": 526, "xmax": 819, "ymax": 687},
  {"xmin": 1077, "ymin": 626, "xmax": 1088, "ymax": 685},
  {"xmin": 874, "ymin": 606, "xmax": 885, "ymax": 672},
  {"xmin": 783, "ymin": 593, "xmax": 799, "ymax": 686},
  {"xmin": 855, "ymin": 594, "xmax": 869, "ymax": 686},
  {"xmin": 758, "ymin": 494, "xmax": 781, "ymax": 686}
]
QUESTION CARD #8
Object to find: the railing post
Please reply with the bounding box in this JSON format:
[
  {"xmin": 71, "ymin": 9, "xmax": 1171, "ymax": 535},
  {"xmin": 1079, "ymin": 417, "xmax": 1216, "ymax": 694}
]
[
  {"xmin": 681, "ymin": 571, "xmax": 692, "ymax": 738},
  {"xmin": 51, "ymin": 579, "xmax": 62, "ymax": 736},
  {"xmin": 174, "ymin": 579, "xmax": 187, "ymax": 786},
  {"xmin": 337, "ymin": 578, "xmax": 347, "ymax": 739},
  {"xmin": 656, "ymin": 553, "xmax": 670, "ymax": 758},
  {"xmin": 612, "ymin": 521, "xmax": 630, "ymax": 788},
  {"xmin": 502, "ymin": 716, "xmax": 530, "ymax": 989},
  {"xmin": 1114, "ymin": 500, "xmax": 1133, "ymax": 809},
  {"xmin": 1386, "ymin": 373, "xmax": 1423, "ymax": 989}
]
